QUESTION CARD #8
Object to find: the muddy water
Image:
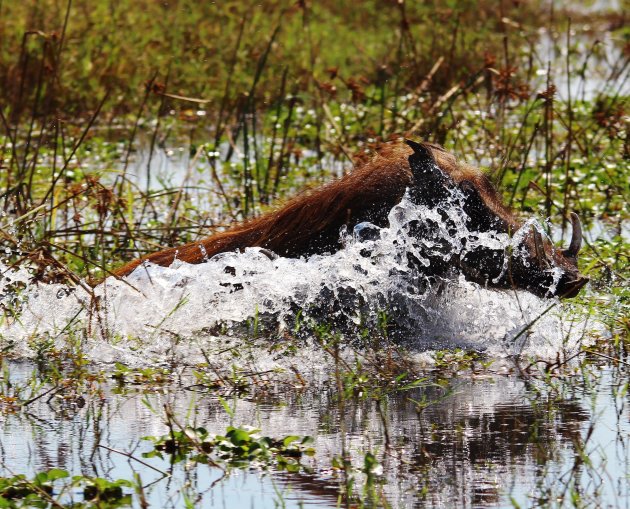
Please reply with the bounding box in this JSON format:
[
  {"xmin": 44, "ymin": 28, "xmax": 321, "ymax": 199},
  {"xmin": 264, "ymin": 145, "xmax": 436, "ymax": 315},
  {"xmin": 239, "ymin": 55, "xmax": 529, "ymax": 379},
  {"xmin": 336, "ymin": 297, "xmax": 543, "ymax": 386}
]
[{"xmin": 1, "ymin": 359, "xmax": 628, "ymax": 508}]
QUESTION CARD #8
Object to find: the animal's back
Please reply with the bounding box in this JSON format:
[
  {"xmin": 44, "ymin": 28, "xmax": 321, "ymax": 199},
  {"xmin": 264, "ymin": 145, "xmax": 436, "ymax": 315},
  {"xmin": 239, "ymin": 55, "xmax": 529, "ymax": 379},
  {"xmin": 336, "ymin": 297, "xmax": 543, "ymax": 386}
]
[{"xmin": 112, "ymin": 141, "xmax": 418, "ymax": 278}]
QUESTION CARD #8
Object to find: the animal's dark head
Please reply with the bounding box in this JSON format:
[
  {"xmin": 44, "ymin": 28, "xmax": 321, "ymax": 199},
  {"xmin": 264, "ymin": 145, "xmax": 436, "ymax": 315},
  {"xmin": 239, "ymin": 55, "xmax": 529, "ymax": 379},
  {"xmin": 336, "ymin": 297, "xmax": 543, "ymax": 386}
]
[
  {"xmin": 405, "ymin": 139, "xmax": 588, "ymax": 299},
  {"xmin": 504, "ymin": 214, "xmax": 588, "ymax": 298}
]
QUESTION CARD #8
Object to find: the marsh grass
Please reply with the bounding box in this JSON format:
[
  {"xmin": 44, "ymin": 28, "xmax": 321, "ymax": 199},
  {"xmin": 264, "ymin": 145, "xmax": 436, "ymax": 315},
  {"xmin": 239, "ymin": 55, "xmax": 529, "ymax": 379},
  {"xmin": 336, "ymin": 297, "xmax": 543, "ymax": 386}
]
[{"xmin": 0, "ymin": 1, "xmax": 628, "ymax": 507}]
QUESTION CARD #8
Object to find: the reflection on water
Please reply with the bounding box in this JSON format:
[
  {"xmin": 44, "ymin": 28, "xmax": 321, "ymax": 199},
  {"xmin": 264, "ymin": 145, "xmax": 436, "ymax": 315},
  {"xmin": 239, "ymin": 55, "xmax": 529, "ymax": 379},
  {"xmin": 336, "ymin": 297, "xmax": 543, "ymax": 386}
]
[
  {"xmin": 1, "ymin": 361, "xmax": 627, "ymax": 508},
  {"xmin": 535, "ymin": 28, "xmax": 628, "ymax": 102}
]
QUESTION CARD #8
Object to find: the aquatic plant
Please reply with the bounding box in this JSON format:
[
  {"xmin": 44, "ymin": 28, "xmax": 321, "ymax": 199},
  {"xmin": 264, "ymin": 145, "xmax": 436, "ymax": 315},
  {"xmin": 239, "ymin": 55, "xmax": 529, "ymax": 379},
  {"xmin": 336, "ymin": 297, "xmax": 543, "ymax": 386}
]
[
  {"xmin": 0, "ymin": 469, "xmax": 134, "ymax": 508},
  {"xmin": 143, "ymin": 424, "xmax": 315, "ymax": 471}
]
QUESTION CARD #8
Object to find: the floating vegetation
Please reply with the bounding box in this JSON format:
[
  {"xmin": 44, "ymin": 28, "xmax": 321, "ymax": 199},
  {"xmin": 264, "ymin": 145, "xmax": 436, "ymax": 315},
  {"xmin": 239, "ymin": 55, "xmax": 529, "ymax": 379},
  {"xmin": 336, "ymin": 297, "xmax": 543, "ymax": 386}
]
[
  {"xmin": 0, "ymin": 470, "xmax": 134, "ymax": 508},
  {"xmin": 143, "ymin": 424, "xmax": 315, "ymax": 471}
]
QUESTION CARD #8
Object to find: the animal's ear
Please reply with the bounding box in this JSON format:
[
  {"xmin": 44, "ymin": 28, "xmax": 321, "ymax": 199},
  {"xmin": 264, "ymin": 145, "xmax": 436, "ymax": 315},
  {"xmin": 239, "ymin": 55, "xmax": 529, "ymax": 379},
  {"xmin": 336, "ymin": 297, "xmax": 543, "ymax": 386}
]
[
  {"xmin": 405, "ymin": 140, "xmax": 444, "ymax": 181},
  {"xmin": 405, "ymin": 139, "xmax": 453, "ymax": 206}
]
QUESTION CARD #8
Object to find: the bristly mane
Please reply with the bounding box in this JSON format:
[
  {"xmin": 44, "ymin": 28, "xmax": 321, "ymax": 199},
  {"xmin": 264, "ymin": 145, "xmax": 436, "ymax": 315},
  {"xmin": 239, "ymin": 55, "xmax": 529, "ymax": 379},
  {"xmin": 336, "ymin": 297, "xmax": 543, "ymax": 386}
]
[{"xmin": 111, "ymin": 140, "xmax": 517, "ymax": 279}]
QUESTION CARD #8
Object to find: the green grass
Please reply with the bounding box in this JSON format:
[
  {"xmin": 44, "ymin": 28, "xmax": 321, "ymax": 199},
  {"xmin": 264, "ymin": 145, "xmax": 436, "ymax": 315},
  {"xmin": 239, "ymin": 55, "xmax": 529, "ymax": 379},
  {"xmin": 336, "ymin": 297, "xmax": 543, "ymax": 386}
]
[{"xmin": 0, "ymin": 0, "xmax": 556, "ymax": 117}]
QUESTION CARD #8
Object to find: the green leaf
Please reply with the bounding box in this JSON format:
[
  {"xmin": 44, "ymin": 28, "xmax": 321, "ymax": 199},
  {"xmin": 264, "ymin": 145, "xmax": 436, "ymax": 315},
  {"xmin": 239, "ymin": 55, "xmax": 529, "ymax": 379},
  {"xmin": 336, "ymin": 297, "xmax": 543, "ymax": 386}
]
[
  {"xmin": 227, "ymin": 428, "xmax": 251, "ymax": 445},
  {"xmin": 285, "ymin": 462, "xmax": 300, "ymax": 473},
  {"xmin": 217, "ymin": 396, "xmax": 235, "ymax": 418},
  {"xmin": 46, "ymin": 469, "xmax": 69, "ymax": 481},
  {"xmin": 34, "ymin": 472, "xmax": 48, "ymax": 484},
  {"xmin": 282, "ymin": 435, "xmax": 299, "ymax": 447}
]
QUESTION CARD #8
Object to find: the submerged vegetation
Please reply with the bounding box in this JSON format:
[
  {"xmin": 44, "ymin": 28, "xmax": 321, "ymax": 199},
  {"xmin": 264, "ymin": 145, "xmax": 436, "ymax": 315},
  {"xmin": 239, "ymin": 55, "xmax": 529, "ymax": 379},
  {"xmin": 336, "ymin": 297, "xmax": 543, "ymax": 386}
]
[{"xmin": 0, "ymin": 0, "xmax": 628, "ymax": 507}]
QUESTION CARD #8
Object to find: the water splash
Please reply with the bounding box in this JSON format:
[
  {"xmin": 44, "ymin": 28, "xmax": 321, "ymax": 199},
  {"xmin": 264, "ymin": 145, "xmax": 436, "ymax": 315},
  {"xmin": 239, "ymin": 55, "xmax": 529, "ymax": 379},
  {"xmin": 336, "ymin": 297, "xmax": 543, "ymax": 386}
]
[{"xmin": 0, "ymin": 193, "xmax": 593, "ymax": 366}]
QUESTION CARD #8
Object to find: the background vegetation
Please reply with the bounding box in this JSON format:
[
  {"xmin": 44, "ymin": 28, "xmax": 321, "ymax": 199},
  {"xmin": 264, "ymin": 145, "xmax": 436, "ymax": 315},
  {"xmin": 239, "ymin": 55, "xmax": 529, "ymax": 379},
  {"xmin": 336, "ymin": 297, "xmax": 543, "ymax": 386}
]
[{"xmin": 0, "ymin": 0, "xmax": 627, "ymax": 290}]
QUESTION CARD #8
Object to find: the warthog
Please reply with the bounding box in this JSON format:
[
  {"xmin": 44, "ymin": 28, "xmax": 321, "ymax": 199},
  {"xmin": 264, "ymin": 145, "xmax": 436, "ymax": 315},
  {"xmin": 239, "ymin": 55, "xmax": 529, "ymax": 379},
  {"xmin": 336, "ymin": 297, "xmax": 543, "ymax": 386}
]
[{"xmin": 112, "ymin": 139, "xmax": 587, "ymax": 298}]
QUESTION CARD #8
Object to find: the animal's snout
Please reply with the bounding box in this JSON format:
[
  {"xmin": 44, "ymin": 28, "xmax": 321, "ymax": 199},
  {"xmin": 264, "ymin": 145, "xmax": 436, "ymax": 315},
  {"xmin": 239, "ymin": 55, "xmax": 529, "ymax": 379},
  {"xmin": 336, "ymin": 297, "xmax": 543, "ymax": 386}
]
[{"xmin": 560, "ymin": 276, "xmax": 588, "ymax": 298}]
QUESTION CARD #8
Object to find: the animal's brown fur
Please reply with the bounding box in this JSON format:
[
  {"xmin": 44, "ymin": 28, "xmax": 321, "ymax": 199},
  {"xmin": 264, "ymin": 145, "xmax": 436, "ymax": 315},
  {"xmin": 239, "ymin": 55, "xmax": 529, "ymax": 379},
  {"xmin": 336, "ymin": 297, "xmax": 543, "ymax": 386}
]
[
  {"xmin": 109, "ymin": 139, "xmax": 587, "ymax": 299},
  {"xmin": 112, "ymin": 141, "xmax": 516, "ymax": 279}
]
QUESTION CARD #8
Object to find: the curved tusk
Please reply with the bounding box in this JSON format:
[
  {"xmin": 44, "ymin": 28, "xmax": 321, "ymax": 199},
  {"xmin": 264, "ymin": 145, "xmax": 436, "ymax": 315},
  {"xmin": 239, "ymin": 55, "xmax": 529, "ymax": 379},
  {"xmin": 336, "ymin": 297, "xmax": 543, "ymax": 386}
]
[
  {"xmin": 259, "ymin": 248, "xmax": 279, "ymax": 261},
  {"xmin": 563, "ymin": 212, "xmax": 583, "ymax": 259}
]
